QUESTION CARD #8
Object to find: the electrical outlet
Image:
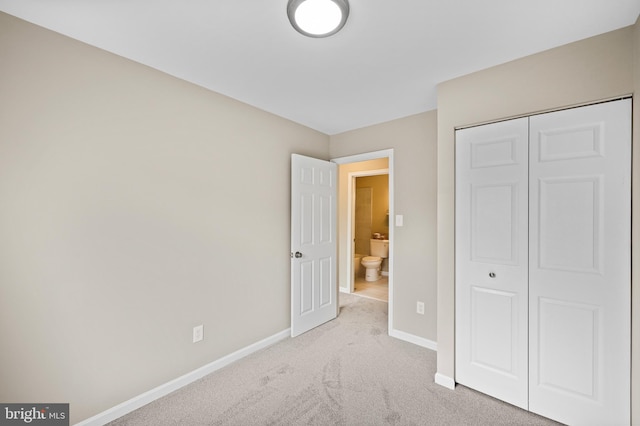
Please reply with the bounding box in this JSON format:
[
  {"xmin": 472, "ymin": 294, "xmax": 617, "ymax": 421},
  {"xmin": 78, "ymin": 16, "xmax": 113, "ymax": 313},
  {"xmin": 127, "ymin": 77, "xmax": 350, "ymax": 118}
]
[
  {"xmin": 193, "ymin": 325, "xmax": 204, "ymax": 343},
  {"xmin": 416, "ymin": 301, "xmax": 425, "ymax": 315}
]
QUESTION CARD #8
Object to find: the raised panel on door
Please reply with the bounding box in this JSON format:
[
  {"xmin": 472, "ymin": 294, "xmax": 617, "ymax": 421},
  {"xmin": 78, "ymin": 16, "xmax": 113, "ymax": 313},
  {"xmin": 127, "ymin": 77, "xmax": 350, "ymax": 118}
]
[
  {"xmin": 471, "ymin": 182, "xmax": 519, "ymax": 265},
  {"xmin": 528, "ymin": 99, "xmax": 631, "ymax": 425},
  {"xmin": 537, "ymin": 176, "xmax": 603, "ymax": 274},
  {"xmin": 455, "ymin": 117, "xmax": 529, "ymax": 409}
]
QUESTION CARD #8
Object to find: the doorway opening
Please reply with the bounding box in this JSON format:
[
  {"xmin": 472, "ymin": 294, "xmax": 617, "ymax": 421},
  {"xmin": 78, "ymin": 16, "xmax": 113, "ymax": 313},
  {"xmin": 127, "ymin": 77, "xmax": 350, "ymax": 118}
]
[
  {"xmin": 332, "ymin": 149, "xmax": 394, "ymax": 331},
  {"xmin": 351, "ymin": 170, "xmax": 389, "ymax": 301}
]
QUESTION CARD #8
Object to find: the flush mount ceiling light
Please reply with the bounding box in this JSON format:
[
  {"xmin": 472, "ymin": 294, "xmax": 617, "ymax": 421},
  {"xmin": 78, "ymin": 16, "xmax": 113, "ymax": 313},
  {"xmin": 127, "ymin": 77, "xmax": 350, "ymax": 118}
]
[{"xmin": 287, "ymin": 0, "xmax": 349, "ymax": 38}]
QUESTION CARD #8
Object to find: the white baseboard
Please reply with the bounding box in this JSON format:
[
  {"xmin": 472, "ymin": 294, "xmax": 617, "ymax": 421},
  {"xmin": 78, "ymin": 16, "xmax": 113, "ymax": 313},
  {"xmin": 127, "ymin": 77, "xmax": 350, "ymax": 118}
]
[
  {"xmin": 434, "ymin": 373, "xmax": 456, "ymax": 390},
  {"xmin": 389, "ymin": 328, "xmax": 437, "ymax": 351},
  {"xmin": 75, "ymin": 328, "xmax": 291, "ymax": 426}
]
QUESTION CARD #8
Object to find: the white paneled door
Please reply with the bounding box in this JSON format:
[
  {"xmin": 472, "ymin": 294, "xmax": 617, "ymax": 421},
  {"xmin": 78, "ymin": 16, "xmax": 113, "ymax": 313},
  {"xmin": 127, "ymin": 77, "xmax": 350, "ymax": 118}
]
[
  {"xmin": 291, "ymin": 154, "xmax": 338, "ymax": 337},
  {"xmin": 455, "ymin": 117, "xmax": 530, "ymax": 409},
  {"xmin": 455, "ymin": 99, "xmax": 631, "ymax": 425},
  {"xmin": 528, "ymin": 100, "xmax": 631, "ymax": 425}
]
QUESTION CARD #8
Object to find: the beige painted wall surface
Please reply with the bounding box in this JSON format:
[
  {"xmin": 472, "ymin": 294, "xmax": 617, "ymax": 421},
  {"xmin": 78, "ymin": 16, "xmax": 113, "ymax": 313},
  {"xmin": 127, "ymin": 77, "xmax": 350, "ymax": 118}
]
[
  {"xmin": 356, "ymin": 175, "xmax": 389, "ymax": 238},
  {"xmin": 0, "ymin": 13, "xmax": 329, "ymax": 424},
  {"xmin": 331, "ymin": 111, "xmax": 438, "ymax": 342},
  {"xmin": 436, "ymin": 24, "xmax": 637, "ymax": 419},
  {"xmin": 633, "ymin": 15, "xmax": 640, "ymax": 425}
]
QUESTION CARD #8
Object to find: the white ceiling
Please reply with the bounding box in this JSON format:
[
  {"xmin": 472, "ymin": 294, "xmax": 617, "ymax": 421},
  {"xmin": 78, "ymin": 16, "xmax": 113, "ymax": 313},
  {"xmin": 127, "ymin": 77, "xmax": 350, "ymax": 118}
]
[{"xmin": 1, "ymin": 0, "xmax": 639, "ymax": 135}]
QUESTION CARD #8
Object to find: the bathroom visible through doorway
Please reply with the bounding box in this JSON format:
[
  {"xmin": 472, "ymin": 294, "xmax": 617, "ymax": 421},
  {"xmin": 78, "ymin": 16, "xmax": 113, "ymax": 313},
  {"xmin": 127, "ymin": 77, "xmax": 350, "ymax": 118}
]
[
  {"xmin": 353, "ymin": 173, "xmax": 389, "ymax": 302},
  {"xmin": 332, "ymin": 149, "xmax": 394, "ymax": 332}
]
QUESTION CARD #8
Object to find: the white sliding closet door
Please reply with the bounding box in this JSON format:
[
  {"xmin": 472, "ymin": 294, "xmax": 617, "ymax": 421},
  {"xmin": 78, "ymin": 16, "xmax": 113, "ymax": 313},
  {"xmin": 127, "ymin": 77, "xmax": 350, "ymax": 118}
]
[
  {"xmin": 528, "ymin": 100, "xmax": 631, "ymax": 425},
  {"xmin": 455, "ymin": 118, "xmax": 529, "ymax": 409},
  {"xmin": 455, "ymin": 99, "xmax": 631, "ymax": 425}
]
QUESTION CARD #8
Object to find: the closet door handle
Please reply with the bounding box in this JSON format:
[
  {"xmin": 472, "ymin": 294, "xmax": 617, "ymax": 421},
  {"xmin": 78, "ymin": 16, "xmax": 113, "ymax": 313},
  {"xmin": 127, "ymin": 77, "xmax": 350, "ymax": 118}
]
[{"xmin": 489, "ymin": 272, "xmax": 496, "ymax": 278}]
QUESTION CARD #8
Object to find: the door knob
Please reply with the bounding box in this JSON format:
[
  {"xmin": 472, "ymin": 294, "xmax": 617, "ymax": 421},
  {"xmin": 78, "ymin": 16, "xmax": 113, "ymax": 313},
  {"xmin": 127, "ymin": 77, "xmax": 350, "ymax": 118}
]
[
  {"xmin": 292, "ymin": 251, "xmax": 303, "ymax": 258},
  {"xmin": 489, "ymin": 272, "xmax": 496, "ymax": 278}
]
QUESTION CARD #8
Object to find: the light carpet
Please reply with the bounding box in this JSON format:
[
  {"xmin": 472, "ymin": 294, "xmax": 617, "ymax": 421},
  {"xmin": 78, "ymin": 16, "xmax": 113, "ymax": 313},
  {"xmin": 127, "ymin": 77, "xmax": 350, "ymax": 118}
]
[{"xmin": 109, "ymin": 293, "xmax": 558, "ymax": 425}]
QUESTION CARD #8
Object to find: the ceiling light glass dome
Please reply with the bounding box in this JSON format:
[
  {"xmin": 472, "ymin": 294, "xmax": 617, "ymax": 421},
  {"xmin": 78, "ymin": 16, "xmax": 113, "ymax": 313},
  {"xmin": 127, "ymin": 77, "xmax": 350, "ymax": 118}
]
[{"xmin": 287, "ymin": 0, "xmax": 349, "ymax": 38}]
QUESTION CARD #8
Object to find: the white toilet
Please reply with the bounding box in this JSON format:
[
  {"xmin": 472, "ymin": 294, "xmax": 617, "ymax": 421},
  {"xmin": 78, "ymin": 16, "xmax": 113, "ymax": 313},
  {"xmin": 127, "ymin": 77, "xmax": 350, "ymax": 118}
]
[{"xmin": 361, "ymin": 239, "xmax": 389, "ymax": 282}]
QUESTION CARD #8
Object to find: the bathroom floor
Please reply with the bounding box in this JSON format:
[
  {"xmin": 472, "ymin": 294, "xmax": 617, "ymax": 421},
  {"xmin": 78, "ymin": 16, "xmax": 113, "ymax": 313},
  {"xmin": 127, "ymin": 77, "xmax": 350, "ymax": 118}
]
[{"xmin": 353, "ymin": 275, "xmax": 389, "ymax": 302}]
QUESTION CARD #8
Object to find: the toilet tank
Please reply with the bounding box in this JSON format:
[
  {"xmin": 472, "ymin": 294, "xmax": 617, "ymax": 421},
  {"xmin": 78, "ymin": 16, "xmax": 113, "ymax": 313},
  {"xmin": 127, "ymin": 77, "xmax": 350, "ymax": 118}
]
[{"xmin": 370, "ymin": 239, "xmax": 389, "ymax": 258}]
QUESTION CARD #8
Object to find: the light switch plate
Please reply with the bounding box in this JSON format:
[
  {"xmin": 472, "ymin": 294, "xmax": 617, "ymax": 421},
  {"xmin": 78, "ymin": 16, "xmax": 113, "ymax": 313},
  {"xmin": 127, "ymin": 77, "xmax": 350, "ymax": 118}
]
[
  {"xmin": 193, "ymin": 325, "xmax": 204, "ymax": 343},
  {"xmin": 395, "ymin": 215, "xmax": 404, "ymax": 227}
]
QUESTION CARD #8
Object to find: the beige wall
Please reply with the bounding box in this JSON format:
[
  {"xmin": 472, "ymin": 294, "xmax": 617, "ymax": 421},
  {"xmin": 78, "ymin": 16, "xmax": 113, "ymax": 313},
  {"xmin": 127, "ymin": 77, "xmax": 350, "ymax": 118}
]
[
  {"xmin": 330, "ymin": 111, "xmax": 438, "ymax": 341},
  {"xmin": 0, "ymin": 13, "xmax": 329, "ymax": 424},
  {"xmin": 436, "ymin": 23, "xmax": 637, "ymax": 419},
  {"xmin": 633, "ymin": 15, "xmax": 640, "ymax": 424},
  {"xmin": 356, "ymin": 175, "xmax": 389, "ymax": 239}
]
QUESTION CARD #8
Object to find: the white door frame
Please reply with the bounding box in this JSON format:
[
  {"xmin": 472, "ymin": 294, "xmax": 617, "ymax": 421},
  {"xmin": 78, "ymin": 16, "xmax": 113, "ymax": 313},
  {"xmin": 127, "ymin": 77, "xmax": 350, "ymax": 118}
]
[
  {"xmin": 347, "ymin": 168, "xmax": 389, "ymax": 293},
  {"xmin": 332, "ymin": 149, "xmax": 394, "ymax": 333}
]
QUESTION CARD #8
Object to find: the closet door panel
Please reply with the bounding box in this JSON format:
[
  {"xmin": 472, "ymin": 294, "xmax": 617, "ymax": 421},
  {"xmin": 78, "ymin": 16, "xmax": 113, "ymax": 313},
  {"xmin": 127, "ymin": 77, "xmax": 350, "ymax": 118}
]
[
  {"xmin": 537, "ymin": 176, "xmax": 603, "ymax": 274},
  {"xmin": 529, "ymin": 99, "xmax": 631, "ymax": 425},
  {"xmin": 455, "ymin": 118, "xmax": 529, "ymax": 409}
]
